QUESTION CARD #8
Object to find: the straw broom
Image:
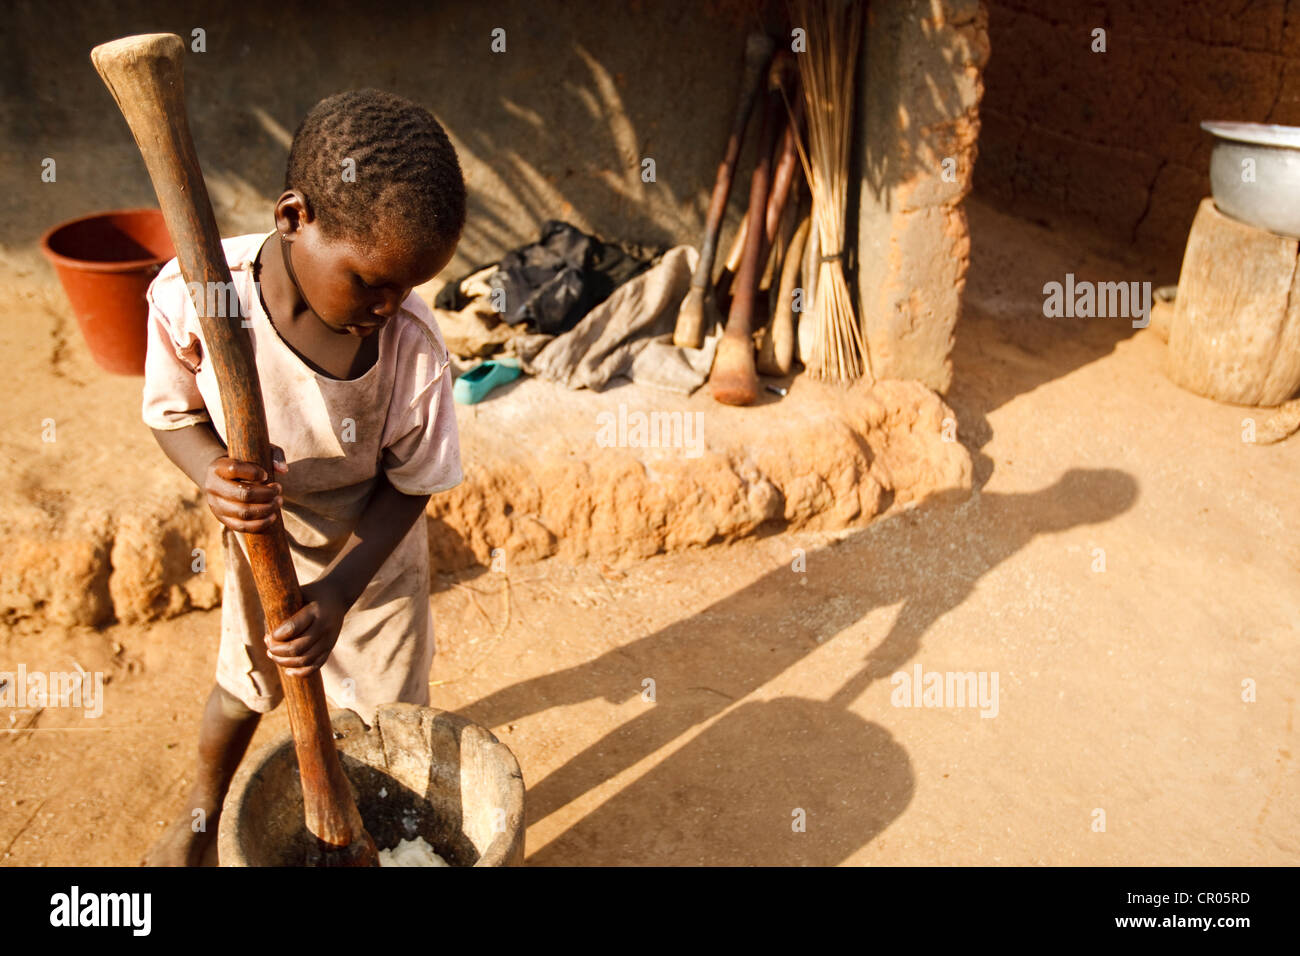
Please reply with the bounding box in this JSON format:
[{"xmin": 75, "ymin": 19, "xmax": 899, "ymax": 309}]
[{"xmin": 788, "ymin": 0, "xmax": 870, "ymax": 384}]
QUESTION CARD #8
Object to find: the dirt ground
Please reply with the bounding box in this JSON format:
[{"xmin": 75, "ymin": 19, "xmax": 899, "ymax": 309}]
[{"xmin": 2, "ymin": 197, "xmax": 1297, "ymax": 866}]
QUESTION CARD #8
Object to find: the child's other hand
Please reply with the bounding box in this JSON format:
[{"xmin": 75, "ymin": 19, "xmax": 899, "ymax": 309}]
[
  {"xmin": 203, "ymin": 444, "xmax": 288, "ymax": 534},
  {"xmin": 263, "ymin": 578, "xmax": 347, "ymax": 677}
]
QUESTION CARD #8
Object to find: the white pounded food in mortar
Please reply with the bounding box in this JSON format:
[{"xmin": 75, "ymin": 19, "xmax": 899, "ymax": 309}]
[{"xmin": 379, "ymin": 837, "xmax": 450, "ymax": 867}]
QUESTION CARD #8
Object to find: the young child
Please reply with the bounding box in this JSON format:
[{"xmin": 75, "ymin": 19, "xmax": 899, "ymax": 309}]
[{"xmin": 140, "ymin": 90, "xmax": 466, "ymax": 866}]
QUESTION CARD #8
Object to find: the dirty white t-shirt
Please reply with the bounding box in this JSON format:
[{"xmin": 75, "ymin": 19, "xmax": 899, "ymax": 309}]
[{"xmin": 141, "ymin": 231, "xmax": 462, "ymax": 723}]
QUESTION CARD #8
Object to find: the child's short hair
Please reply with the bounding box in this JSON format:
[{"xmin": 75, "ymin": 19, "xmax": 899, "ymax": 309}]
[{"xmin": 285, "ymin": 89, "xmax": 466, "ymax": 250}]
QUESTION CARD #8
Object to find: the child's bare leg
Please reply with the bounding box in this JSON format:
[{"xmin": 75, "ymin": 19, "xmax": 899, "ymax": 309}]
[{"xmin": 142, "ymin": 684, "xmax": 261, "ymax": 866}]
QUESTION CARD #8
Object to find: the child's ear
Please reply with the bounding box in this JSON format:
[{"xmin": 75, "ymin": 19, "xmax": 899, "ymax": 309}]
[{"xmin": 274, "ymin": 190, "xmax": 312, "ymax": 236}]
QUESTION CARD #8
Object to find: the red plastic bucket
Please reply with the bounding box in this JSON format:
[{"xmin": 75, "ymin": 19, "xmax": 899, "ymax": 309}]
[{"xmin": 40, "ymin": 209, "xmax": 176, "ymax": 376}]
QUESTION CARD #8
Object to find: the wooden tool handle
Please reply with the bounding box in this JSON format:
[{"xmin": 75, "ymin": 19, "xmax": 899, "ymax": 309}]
[
  {"xmin": 697, "ymin": 32, "xmax": 774, "ymax": 288},
  {"xmin": 713, "ymin": 57, "xmax": 801, "ymax": 332},
  {"xmin": 709, "ymin": 71, "xmax": 786, "ymax": 407},
  {"xmin": 92, "ymin": 33, "xmax": 377, "ymax": 866},
  {"xmin": 758, "ymin": 210, "xmax": 810, "ymax": 377},
  {"xmin": 763, "ymin": 67, "xmax": 804, "ymax": 248},
  {"xmin": 673, "ymin": 32, "xmax": 775, "ymax": 350}
]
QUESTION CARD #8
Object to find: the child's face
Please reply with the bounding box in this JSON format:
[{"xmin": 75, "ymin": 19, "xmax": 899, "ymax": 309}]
[{"xmin": 277, "ymin": 192, "xmax": 456, "ymax": 337}]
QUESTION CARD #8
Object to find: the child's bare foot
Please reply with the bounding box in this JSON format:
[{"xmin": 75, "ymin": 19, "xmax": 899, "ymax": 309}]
[{"xmin": 142, "ymin": 786, "xmax": 222, "ymax": 866}]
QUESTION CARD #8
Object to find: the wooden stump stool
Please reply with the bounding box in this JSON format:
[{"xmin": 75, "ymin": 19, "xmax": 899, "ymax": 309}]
[{"xmin": 1166, "ymin": 198, "xmax": 1300, "ymax": 407}]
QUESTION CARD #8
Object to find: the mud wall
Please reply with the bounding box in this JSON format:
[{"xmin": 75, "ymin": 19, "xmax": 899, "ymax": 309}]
[
  {"xmin": 0, "ymin": 0, "xmax": 787, "ymax": 278},
  {"xmin": 857, "ymin": 0, "xmax": 989, "ymax": 393},
  {"xmin": 976, "ymin": 0, "xmax": 1300, "ymax": 277}
]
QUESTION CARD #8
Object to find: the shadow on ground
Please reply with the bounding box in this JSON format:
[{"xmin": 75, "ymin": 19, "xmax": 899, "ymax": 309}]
[
  {"xmin": 457, "ymin": 466, "xmax": 1138, "ymax": 864},
  {"xmin": 947, "ymin": 199, "xmax": 1155, "ymax": 490}
]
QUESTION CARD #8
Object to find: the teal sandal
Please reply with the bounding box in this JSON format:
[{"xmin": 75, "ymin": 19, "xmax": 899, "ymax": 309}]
[{"xmin": 454, "ymin": 357, "xmax": 523, "ymax": 405}]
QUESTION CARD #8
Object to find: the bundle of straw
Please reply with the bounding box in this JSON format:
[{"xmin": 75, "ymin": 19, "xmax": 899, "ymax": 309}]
[{"xmin": 788, "ymin": 0, "xmax": 870, "ymax": 384}]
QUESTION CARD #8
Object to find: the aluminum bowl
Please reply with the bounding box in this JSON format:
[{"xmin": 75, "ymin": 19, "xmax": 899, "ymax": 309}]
[{"xmin": 1203, "ymin": 121, "xmax": 1300, "ymax": 239}]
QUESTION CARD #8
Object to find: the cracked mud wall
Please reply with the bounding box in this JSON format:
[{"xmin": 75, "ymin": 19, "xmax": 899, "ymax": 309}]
[
  {"xmin": 0, "ymin": 377, "xmax": 972, "ymax": 627},
  {"xmin": 424, "ymin": 379, "xmax": 972, "ymax": 572},
  {"xmin": 1, "ymin": 0, "xmax": 787, "ymax": 278},
  {"xmin": 976, "ymin": 0, "xmax": 1300, "ymax": 277},
  {"xmin": 857, "ymin": 0, "xmax": 990, "ymax": 394}
]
